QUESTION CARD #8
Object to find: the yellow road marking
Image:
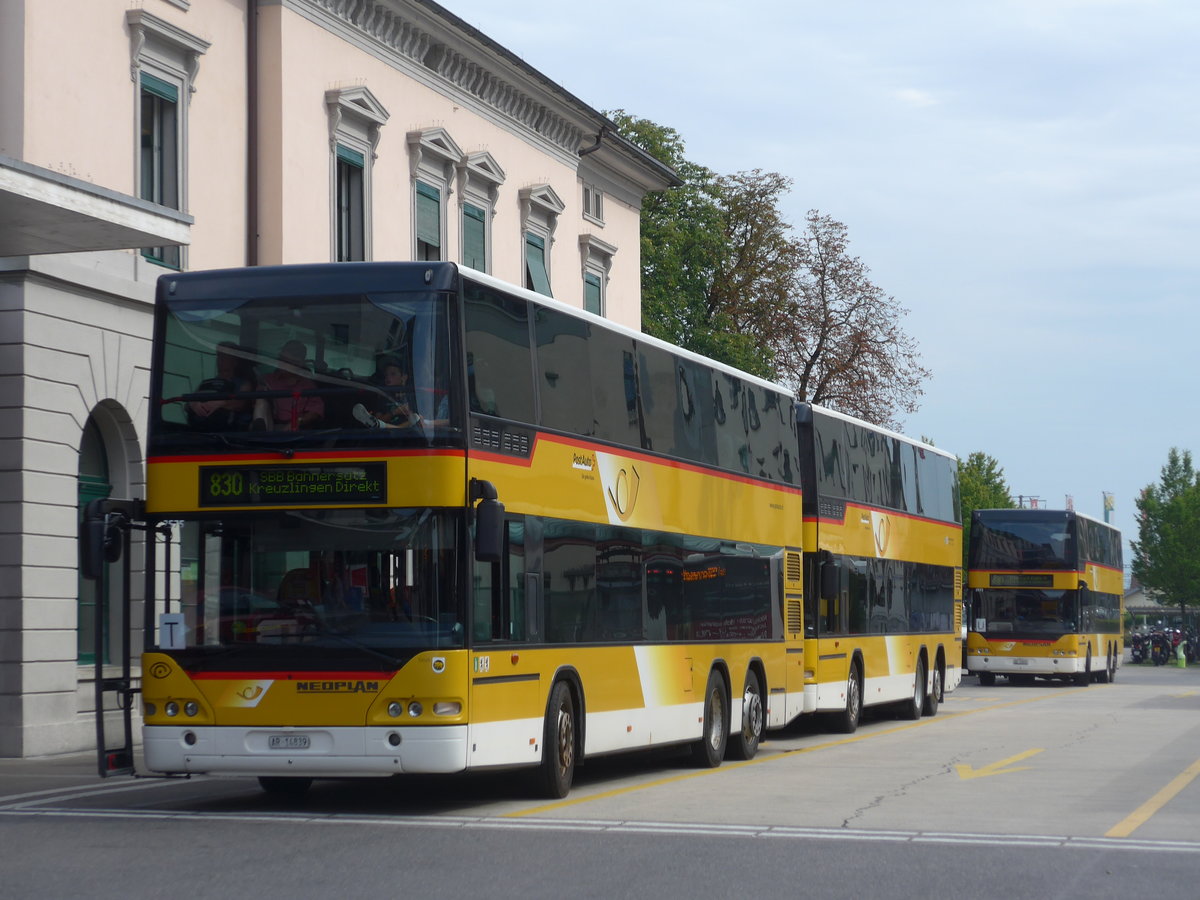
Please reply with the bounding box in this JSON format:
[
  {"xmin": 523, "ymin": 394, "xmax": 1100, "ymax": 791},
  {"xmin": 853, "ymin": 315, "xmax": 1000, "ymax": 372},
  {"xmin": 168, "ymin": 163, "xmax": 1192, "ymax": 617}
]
[
  {"xmin": 1105, "ymin": 758, "xmax": 1200, "ymax": 838},
  {"xmin": 505, "ymin": 689, "xmax": 1082, "ymax": 818},
  {"xmin": 955, "ymin": 748, "xmax": 1044, "ymax": 780}
]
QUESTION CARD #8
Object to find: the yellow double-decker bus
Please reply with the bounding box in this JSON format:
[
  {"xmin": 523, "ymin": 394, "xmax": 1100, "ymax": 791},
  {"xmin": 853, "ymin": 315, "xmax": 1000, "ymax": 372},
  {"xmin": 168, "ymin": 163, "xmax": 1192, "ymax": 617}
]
[
  {"xmin": 84, "ymin": 262, "xmax": 959, "ymax": 797},
  {"xmin": 966, "ymin": 509, "xmax": 1123, "ymax": 686},
  {"xmin": 798, "ymin": 406, "xmax": 963, "ymax": 731}
]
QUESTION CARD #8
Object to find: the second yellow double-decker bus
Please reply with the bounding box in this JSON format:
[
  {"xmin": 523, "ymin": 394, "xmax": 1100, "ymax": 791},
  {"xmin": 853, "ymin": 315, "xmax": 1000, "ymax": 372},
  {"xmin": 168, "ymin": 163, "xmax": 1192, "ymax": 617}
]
[
  {"xmin": 86, "ymin": 262, "xmax": 960, "ymax": 798},
  {"xmin": 967, "ymin": 509, "xmax": 1123, "ymax": 685}
]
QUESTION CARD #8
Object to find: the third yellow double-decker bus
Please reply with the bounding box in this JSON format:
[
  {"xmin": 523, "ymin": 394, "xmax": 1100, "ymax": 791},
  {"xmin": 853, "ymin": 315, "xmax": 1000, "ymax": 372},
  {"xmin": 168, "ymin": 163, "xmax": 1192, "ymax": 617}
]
[{"xmin": 967, "ymin": 508, "xmax": 1123, "ymax": 685}]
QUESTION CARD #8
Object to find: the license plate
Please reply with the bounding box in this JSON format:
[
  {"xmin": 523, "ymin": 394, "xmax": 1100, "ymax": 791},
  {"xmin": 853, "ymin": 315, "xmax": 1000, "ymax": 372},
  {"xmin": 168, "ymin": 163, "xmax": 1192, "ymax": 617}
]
[
  {"xmin": 1012, "ymin": 659, "xmax": 1029, "ymax": 666},
  {"xmin": 268, "ymin": 734, "xmax": 310, "ymax": 750}
]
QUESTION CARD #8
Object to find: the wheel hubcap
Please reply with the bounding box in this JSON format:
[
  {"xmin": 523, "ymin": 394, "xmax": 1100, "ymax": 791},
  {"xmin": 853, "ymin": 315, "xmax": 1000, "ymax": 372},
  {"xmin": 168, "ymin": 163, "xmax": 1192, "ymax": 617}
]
[
  {"xmin": 557, "ymin": 707, "xmax": 574, "ymax": 773},
  {"xmin": 743, "ymin": 687, "xmax": 763, "ymax": 741}
]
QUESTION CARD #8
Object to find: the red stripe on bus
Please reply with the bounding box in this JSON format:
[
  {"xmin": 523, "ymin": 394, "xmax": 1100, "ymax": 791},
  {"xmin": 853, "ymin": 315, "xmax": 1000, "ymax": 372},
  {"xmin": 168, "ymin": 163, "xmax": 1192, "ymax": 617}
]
[{"xmin": 187, "ymin": 670, "xmax": 397, "ymax": 680}]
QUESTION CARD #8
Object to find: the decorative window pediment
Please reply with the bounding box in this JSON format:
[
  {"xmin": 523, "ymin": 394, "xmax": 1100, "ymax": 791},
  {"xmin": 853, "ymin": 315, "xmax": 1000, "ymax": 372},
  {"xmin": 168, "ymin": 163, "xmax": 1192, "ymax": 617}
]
[
  {"xmin": 126, "ymin": 9, "xmax": 210, "ymax": 95},
  {"xmin": 408, "ymin": 127, "xmax": 464, "ymax": 183},
  {"xmin": 326, "ymin": 86, "xmax": 389, "ymax": 158}
]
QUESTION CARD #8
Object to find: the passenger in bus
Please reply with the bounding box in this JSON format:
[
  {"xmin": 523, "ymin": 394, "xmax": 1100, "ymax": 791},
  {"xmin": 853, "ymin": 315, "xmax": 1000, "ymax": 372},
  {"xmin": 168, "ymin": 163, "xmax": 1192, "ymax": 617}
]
[
  {"xmin": 252, "ymin": 340, "xmax": 324, "ymax": 430},
  {"xmin": 352, "ymin": 355, "xmax": 419, "ymax": 429},
  {"xmin": 353, "ymin": 354, "xmax": 449, "ymax": 430},
  {"xmin": 186, "ymin": 341, "xmax": 257, "ymax": 430}
]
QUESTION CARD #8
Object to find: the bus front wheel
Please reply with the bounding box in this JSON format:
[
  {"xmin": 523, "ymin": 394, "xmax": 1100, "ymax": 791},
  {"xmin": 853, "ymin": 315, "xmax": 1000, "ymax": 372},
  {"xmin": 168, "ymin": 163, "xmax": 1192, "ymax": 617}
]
[
  {"xmin": 535, "ymin": 681, "xmax": 576, "ymax": 799},
  {"xmin": 831, "ymin": 662, "xmax": 862, "ymax": 734},
  {"xmin": 690, "ymin": 670, "xmax": 728, "ymax": 768}
]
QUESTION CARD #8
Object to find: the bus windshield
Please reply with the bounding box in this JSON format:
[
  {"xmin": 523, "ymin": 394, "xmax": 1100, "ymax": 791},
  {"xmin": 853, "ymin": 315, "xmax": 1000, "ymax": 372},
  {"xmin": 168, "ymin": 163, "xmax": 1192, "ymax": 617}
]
[
  {"xmin": 152, "ymin": 287, "xmax": 458, "ymax": 452},
  {"xmin": 173, "ymin": 508, "xmax": 464, "ymax": 668},
  {"xmin": 971, "ymin": 513, "xmax": 1075, "ymax": 570}
]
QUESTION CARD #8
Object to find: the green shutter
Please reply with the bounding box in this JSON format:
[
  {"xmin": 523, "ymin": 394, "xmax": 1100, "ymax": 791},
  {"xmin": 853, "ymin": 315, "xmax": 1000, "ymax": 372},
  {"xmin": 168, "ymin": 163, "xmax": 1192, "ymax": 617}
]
[
  {"xmin": 525, "ymin": 233, "xmax": 552, "ymax": 297},
  {"xmin": 463, "ymin": 203, "xmax": 486, "ymax": 270},
  {"xmin": 336, "ymin": 144, "xmax": 365, "ymax": 168},
  {"xmin": 584, "ymin": 272, "xmax": 602, "ymax": 315},
  {"xmin": 140, "ymin": 72, "xmax": 178, "ymax": 103},
  {"xmin": 416, "ymin": 182, "xmax": 441, "ymax": 248}
]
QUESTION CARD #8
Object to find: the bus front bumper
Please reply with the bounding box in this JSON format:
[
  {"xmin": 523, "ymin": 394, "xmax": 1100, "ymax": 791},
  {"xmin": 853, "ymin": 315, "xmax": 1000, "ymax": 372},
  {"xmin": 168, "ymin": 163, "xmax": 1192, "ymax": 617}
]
[
  {"xmin": 144, "ymin": 724, "xmax": 469, "ymax": 777},
  {"xmin": 967, "ymin": 656, "xmax": 1084, "ymax": 677}
]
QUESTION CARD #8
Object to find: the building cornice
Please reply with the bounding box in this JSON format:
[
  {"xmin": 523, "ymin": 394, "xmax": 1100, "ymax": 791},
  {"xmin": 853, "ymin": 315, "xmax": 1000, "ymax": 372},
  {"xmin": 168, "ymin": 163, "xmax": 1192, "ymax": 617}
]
[{"xmin": 284, "ymin": 0, "xmax": 676, "ymax": 191}]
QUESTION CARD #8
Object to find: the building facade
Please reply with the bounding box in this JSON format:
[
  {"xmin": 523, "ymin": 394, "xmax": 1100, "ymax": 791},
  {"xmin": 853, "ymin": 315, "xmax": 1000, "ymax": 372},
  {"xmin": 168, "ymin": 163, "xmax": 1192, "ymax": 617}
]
[{"xmin": 0, "ymin": 0, "xmax": 674, "ymax": 757}]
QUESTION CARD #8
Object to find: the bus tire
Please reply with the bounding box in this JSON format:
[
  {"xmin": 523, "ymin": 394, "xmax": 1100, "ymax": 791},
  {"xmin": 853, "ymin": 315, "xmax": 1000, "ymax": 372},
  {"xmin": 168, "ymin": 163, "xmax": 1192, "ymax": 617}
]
[
  {"xmin": 923, "ymin": 663, "xmax": 942, "ymax": 717},
  {"xmin": 1107, "ymin": 651, "xmax": 1117, "ymax": 683},
  {"xmin": 1096, "ymin": 646, "xmax": 1112, "ymax": 684},
  {"xmin": 690, "ymin": 670, "xmax": 728, "ymax": 768},
  {"xmin": 830, "ymin": 661, "xmax": 862, "ymax": 734},
  {"xmin": 978, "ymin": 671, "xmax": 996, "ymax": 687},
  {"xmin": 257, "ymin": 776, "xmax": 312, "ymax": 797},
  {"xmin": 728, "ymin": 669, "xmax": 764, "ymax": 761},
  {"xmin": 535, "ymin": 681, "xmax": 576, "ymax": 799},
  {"xmin": 1074, "ymin": 648, "xmax": 1091, "ymax": 686},
  {"xmin": 899, "ymin": 658, "xmax": 924, "ymax": 720}
]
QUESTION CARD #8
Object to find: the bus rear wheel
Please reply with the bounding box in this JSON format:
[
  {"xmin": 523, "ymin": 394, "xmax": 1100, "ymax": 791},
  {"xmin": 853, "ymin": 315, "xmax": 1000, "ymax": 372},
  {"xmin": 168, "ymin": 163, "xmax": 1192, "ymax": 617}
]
[
  {"xmin": 978, "ymin": 671, "xmax": 996, "ymax": 686},
  {"xmin": 923, "ymin": 663, "xmax": 942, "ymax": 717},
  {"xmin": 535, "ymin": 681, "xmax": 576, "ymax": 799},
  {"xmin": 728, "ymin": 669, "xmax": 763, "ymax": 761},
  {"xmin": 899, "ymin": 658, "xmax": 924, "ymax": 720},
  {"xmin": 690, "ymin": 670, "xmax": 728, "ymax": 768}
]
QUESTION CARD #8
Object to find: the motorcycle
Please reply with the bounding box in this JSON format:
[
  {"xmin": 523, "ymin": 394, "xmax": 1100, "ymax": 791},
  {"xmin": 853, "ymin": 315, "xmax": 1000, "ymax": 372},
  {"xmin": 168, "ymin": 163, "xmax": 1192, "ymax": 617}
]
[{"xmin": 1130, "ymin": 632, "xmax": 1147, "ymax": 664}]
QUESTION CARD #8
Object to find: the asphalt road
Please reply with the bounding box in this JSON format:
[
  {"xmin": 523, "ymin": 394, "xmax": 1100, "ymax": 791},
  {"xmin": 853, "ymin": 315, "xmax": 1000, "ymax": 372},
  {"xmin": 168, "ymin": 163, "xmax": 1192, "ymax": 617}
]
[{"xmin": 3, "ymin": 659, "xmax": 1198, "ymax": 899}]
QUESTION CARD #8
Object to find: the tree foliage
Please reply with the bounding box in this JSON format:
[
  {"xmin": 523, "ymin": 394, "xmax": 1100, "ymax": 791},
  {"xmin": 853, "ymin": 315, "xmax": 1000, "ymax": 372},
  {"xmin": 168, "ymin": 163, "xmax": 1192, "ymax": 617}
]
[
  {"xmin": 1131, "ymin": 447, "xmax": 1200, "ymax": 619},
  {"xmin": 775, "ymin": 212, "xmax": 929, "ymax": 428},
  {"xmin": 610, "ymin": 112, "xmax": 928, "ymax": 426},
  {"xmin": 957, "ymin": 451, "xmax": 1016, "ymax": 569}
]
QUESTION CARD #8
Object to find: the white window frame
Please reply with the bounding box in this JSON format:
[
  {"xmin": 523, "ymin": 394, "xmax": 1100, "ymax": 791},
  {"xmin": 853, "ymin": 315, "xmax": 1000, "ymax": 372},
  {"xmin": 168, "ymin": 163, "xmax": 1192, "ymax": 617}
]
[
  {"xmin": 520, "ymin": 184, "xmax": 564, "ymax": 296},
  {"xmin": 408, "ymin": 128, "xmax": 463, "ymax": 262},
  {"xmin": 127, "ymin": 9, "xmax": 209, "ymax": 269},
  {"xmin": 582, "ymin": 182, "xmax": 605, "ymax": 226},
  {"xmin": 326, "ymin": 86, "xmax": 389, "ymax": 262},
  {"xmin": 579, "ymin": 233, "xmax": 618, "ymax": 317},
  {"xmin": 456, "ymin": 151, "xmax": 505, "ymax": 273}
]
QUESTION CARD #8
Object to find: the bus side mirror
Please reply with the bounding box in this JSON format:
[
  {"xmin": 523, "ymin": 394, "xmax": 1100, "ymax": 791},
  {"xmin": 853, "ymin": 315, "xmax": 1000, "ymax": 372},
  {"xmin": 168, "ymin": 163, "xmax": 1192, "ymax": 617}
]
[
  {"xmin": 80, "ymin": 499, "xmax": 123, "ymax": 580},
  {"xmin": 470, "ymin": 478, "xmax": 504, "ymax": 563},
  {"xmin": 819, "ymin": 550, "xmax": 838, "ymax": 601}
]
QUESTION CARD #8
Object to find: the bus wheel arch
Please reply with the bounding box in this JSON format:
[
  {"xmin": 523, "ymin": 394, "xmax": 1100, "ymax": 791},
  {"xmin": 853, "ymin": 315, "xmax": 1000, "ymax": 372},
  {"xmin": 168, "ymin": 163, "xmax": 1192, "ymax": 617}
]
[
  {"xmin": 728, "ymin": 661, "xmax": 765, "ymax": 761},
  {"xmin": 690, "ymin": 666, "xmax": 730, "ymax": 768}
]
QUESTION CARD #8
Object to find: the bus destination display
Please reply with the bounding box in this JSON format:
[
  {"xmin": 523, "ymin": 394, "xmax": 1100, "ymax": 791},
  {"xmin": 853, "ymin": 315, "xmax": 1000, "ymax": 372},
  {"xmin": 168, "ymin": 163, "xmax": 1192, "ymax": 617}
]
[{"xmin": 199, "ymin": 463, "xmax": 386, "ymax": 507}]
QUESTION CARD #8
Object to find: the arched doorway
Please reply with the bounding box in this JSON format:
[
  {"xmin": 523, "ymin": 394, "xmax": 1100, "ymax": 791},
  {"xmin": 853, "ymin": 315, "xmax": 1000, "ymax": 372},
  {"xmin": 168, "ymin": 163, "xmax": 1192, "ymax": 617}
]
[{"xmin": 77, "ymin": 415, "xmax": 113, "ymax": 664}]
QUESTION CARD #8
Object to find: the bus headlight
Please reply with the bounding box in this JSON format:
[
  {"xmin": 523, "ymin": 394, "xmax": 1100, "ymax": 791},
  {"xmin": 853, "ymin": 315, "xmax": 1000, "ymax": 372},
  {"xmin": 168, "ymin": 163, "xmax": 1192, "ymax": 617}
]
[
  {"xmin": 184, "ymin": 701, "xmax": 199, "ymax": 717},
  {"xmin": 433, "ymin": 701, "xmax": 461, "ymax": 716},
  {"xmin": 387, "ymin": 701, "xmax": 403, "ymax": 718},
  {"xmin": 165, "ymin": 701, "xmax": 180, "ymax": 717},
  {"xmin": 408, "ymin": 701, "xmax": 423, "ymax": 718}
]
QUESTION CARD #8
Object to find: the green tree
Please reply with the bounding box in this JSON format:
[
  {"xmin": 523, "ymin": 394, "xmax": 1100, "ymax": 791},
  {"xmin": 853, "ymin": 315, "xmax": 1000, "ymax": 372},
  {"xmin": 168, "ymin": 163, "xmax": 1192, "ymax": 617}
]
[
  {"xmin": 957, "ymin": 451, "xmax": 1016, "ymax": 570},
  {"xmin": 606, "ymin": 111, "xmax": 762, "ymax": 373},
  {"xmin": 611, "ymin": 113, "xmax": 928, "ymax": 425},
  {"xmin": 1131, "ymin": 448, "xmax": 1200, "ymax": 624}
]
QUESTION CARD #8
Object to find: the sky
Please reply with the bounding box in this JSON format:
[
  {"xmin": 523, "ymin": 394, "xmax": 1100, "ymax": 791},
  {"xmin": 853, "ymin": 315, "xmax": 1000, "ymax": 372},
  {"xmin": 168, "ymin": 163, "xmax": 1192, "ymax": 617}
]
[{"xmin": 446, "ymin": 0, "xmax": 1200, "ymax": 575}]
